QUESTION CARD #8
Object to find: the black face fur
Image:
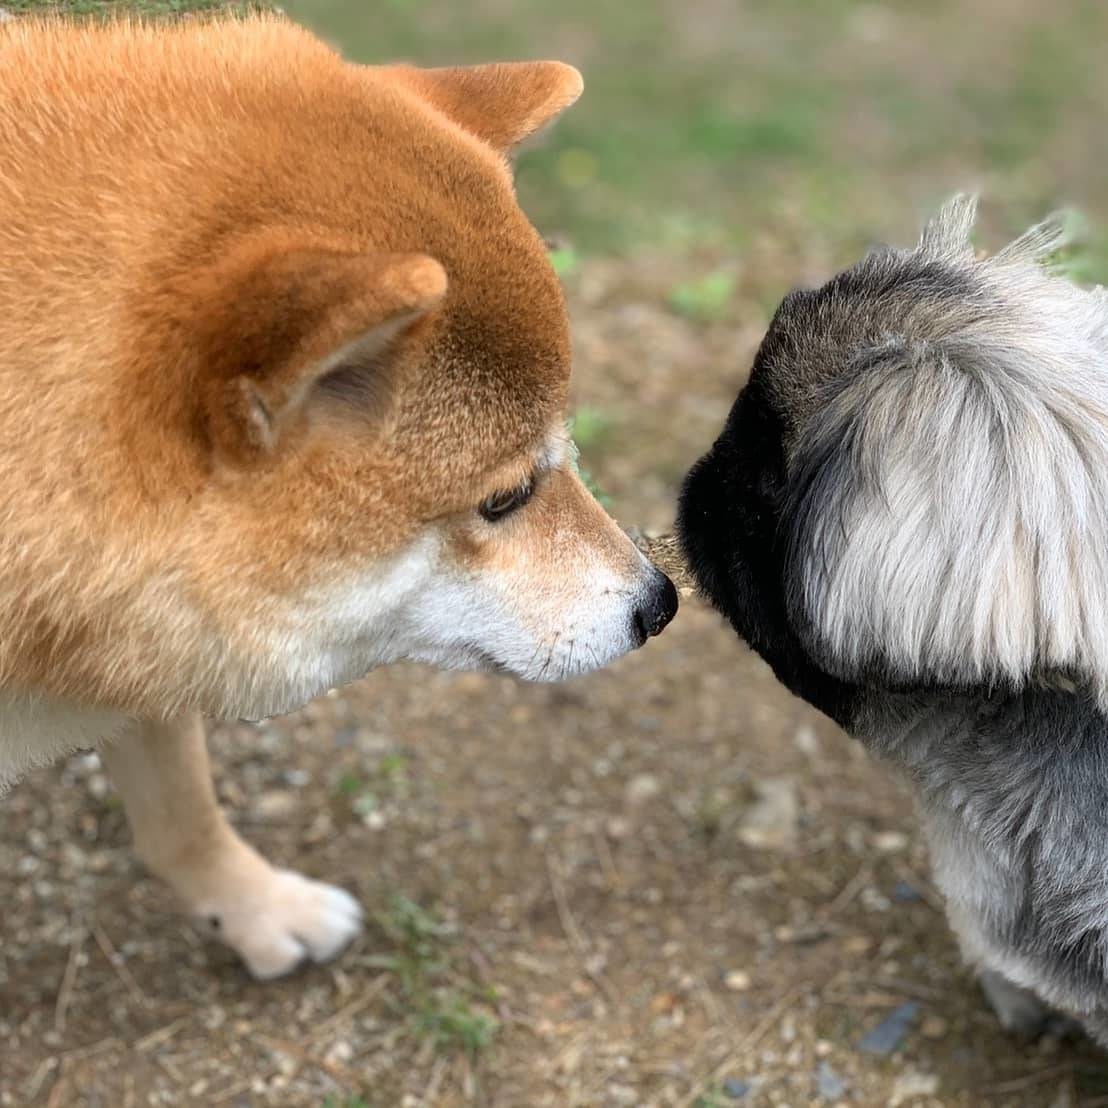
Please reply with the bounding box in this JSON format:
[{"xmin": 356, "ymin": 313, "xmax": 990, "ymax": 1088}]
[
  {"xmin": 675, "ymin": 245, "xmax": 979, "ymax": 729},
  {"xmin": 676, "ymin": 315, "xmax": 860, "ymax": 729}
]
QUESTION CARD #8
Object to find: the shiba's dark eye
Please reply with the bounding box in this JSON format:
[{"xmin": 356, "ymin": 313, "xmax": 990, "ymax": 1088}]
[{"xmin": 479, "ymin": 478, "xmax": 534, "ymax": 522}]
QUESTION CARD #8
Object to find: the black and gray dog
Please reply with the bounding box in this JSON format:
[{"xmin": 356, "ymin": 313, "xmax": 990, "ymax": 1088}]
[{"xmin": 678, "ymin": 195, "xmax": 1108, "ymax": 1043}]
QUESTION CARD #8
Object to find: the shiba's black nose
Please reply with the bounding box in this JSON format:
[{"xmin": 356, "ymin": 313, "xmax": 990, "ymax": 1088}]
[{"xmin": 633, "ymin": 570, "xmax": 679, "ymax": 644}]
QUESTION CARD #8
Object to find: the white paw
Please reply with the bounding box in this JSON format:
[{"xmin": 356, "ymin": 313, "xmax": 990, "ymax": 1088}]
[{"xmin": 194, "ymin": 868, "xmax": 363, "ymax": 980}]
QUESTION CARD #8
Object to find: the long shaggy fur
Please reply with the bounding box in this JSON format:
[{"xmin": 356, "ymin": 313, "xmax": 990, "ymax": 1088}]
[
  {"xmin": 785, "ymin": 197, "xmax": 1108, "ymax": 705},
  {"xmin": 678, "ymin": 196, "xmax": 1108, "ymax": 1044}
]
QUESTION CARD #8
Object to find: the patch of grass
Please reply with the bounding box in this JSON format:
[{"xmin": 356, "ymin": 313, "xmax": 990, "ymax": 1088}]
[
  {"xmin": 369, "ymin": 895, "xmax": 499, "ymax": 1059},
  {"xmin": 567, "ymin": 407, "xmax": 614, "ymax": 508},
  {"xmin": 547, "ymin": 244, "xmax": 581, "ymax": 278},
  {"xmin": 692, "ymin": 1089, "xmax": 733, "ymax": 1108},
  {"xmin": 568, "ymin": 405, "xmax": 611, "ymax": 450},
  {"xmin": 1041, "ymin": 209, "xmax": 1108, "ymax": 286},
  {"xmin": 282, "ymin": 0, "xmax": 1108, "ymax": 258},
  {"xmin": 577, "ymin": 467, "xmax": 611, "ymax": 508},
  {"xmin": 668, "ymin": 270, "xmax": 737, "ymax": 322},
  {"xmin": 334, "ymin": 752, "xmax": 411, "ymax": 822},
  {"xmin": 413, "ymin": 989, "xmax": 498, "ymax": 1054}
]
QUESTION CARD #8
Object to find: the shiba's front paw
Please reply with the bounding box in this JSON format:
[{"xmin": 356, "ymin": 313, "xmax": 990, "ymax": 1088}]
[{"xmin": 193, "ymin": 867, "xmax": 363, "ymax": 980}]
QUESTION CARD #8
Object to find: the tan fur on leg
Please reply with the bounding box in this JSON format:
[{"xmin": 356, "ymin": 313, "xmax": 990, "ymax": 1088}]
[{"xmin": 102, "ymin": 715, "xmax": 362, "ymax": 979}]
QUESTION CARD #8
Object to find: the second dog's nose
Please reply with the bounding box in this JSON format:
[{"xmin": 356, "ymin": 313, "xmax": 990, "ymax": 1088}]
[{"xmin": 633, "ymin": 570, "xmax": 679, "ymax": 644}]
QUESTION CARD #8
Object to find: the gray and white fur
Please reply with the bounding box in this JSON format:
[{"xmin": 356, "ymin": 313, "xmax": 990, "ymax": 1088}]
[{"xmin": 678, "ymin": 196, "xmax": 1108, "ymax": 1041}]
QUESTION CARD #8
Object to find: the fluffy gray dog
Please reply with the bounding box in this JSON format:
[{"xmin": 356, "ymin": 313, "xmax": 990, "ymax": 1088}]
[{"xmin": 678, "ymin": 195, "xmax": 1108, "ymax": 1042}]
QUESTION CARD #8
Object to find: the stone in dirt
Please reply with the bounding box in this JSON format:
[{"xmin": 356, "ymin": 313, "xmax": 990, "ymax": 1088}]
[
  {"xmin": 858, "ymin": 1001, "xmax": 920, "ymax": 1056},
  {"xmin": 723, "ymin": 969, "xmax": 751, "ymax": 992},
  {"xmin": 721, "ymin": 1077, "xmax": 751, "ymax": 1099},
  {"xmin": 889, "ymin": 1069, "xmax": 939, "ymax": 1106},
  {"xmin": 817, "ymin": 1061, "xmax": 847, "ymax": 1099}
]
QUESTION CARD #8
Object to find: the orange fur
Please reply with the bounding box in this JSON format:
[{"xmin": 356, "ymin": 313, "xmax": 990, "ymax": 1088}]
[{"xmin": 0, "ymin": 16, "xmax": 585, "ymax": 718}]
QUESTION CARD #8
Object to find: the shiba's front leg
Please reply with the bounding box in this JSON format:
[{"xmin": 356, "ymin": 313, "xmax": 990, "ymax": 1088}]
[{"xmin": 102, "ymin": 714, "xmax": 362, "ymax": 979}]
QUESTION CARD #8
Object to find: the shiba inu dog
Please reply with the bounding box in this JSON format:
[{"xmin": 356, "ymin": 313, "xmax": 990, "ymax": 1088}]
[
  {"xmin": 678, "ymin": 196, "xmax": 1108, "ymax": 1043},
  {"xmin": 0, "ymin": 16, "xmax": 677, "ymax": 979}
]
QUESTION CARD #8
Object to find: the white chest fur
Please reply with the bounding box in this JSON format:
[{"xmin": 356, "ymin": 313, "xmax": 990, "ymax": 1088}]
[{"xmin": 0, "ymin": 693, "xmax": 129, "ymax": 791}]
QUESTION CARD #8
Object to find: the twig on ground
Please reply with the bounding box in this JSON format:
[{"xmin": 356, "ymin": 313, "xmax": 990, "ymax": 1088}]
[
  {"xmin": 211, "ymin": 1078, "xmax": 255, "ymax": 1104},
  {"xmin": 92, "ymin": 923, "xmax": 150, "ymax": 1010},
  {"xmin": 255, "ymin": 1032, "xmax": 364, "ymax": 1087},
  {"xmin": 24, "ymin": 1057, "xmax": 58, "ymax": 1102},
  {"xmin": 893, "ymin": 862, "xmax": 946, "ymax": 912},
  {"xmin": 818, "ymin": 863, "xmax": 871, "ymax": 920},
  {"xmin": 592, "ymin": 825, "xmax": 623, "ymax": 889},
  {"xmin": 422, "ymin": 1055, "xmax": 447, "ymax": 1105},
  {"xmin": 135, "ymin": 1016, "xmax": 188, "ymax": 1052},
  {"xmin": 545, "ymin": 849, "xmax": 588, "ymax": 953},
  {"xmin": 984, "ymin": 1064, "xmax": 1075, "ymax": 1095},
  {"xmin": 54, "ymin": 923, "xmax": 87, "ymax": 1036},
  {"xmin": 680, "ymin": 984, "xmax": 805, "ymax": 1108},
  {"xmin": 311, "ymin": 974, "xmax": 390, "ymax": 1042}
]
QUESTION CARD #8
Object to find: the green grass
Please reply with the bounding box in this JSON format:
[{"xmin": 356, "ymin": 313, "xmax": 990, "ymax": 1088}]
[
  {"xmin": 368, "ymin": 895, "xmax": 499, "ymax": 1060},
  {"xmin": 334, "ymin": 753, "xmax": 411, "ymax": 823},
  {"xmin": 668, "ymin": 271, "xmax": 737, "ymax": 322},
  {"xmin": 692, "ymin": 1089, "xmax": 735, "ymax": 1108},
  {"xmin": 20, "ymin": 0, "xmax": 1108, "ymax": 266},
  {"xmin": 567, "ymin": 407, "xmax": 614, "ymax": 508},
  {"xmin": 568, "ymin": 406, "xmax": 611, "ymax": 451},
  {"xmin": 273, "ymin": 0, "xmax": 1108, "ymax": 265}
]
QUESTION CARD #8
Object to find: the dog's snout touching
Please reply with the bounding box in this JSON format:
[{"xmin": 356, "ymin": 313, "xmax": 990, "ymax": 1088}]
[{"xmin": 633, "ymin": 570, "xmax": 679, "ymax": 645}]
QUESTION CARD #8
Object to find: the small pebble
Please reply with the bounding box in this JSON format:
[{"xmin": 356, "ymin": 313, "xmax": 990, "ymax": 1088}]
[
  {"xmin": 625, "ymin": 773, "xmax": 661, "ymax": 806},
  {"xmin": 858, "ymin": 1001, "xmax": 920, "ymax": 1056},
  {"xmin": 607, "ymin": 1082, "xmax": 637, "ymax": 1105},
  {"xmin": 775, "ymin": 924, "xmax": 828, "ymax": 945},
  {"xmin": 873, "ymin": 830, "xmax": 909, "ymax": 853},
  {"xmin": 252, "ymin": 791, "xmax": 298, "ymax": 821},
  {"xmin": 889, "ymin": 1070, "xmax": 939, "ymax": 1106},
  {"xmin": 817, "ymin": 1061, "xmax": 847, "ymax": 1100},
  {"xmin": 723, "ymin": 970, "xmax": 751, "ymax": 991},
  {"xmin": 794, "ymin": 724, "xmax": 820, "ymax": 756},
  {"xmin": 722, "ymin": 1077, "xmax": 751, "ymax": 1099}
]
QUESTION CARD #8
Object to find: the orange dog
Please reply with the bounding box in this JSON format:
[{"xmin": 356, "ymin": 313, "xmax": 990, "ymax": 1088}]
[{"xmin": 0, "ymin": 16, "xmax": 676, "ymax": 978}]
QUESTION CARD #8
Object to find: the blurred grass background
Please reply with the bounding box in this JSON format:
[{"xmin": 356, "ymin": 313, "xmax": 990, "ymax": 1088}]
[
  {"xmin": 11, "ymin": 0, "xmax": 1108, "ymax": 276},
  {"xmin": 274, "ymin": 0, "xmax": 1108, "ymax": 275}
]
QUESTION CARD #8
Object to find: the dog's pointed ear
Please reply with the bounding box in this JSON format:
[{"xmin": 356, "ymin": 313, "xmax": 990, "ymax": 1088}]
[
  {"xmin": 181, "ymin": 232, "xmax": 447, "ymax": 464},
  {"xmin": 392, "ymin": 61, "xmax": 583, "ymax": 150}
]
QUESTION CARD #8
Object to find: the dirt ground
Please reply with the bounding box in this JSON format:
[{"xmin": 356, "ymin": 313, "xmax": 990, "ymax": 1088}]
[{"xmin": 3, "ymin": 253, "xmax": 1107, "ymax": 1108}]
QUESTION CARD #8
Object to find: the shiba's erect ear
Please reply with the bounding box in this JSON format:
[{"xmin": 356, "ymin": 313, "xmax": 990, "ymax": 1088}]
[
  {"xmin": 391, "ymin": 61, "xmax": 584, "ymax": 151},
  {"xmin": 177, "ymin": 230, "xmax": 447, "ymax": 463}
]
